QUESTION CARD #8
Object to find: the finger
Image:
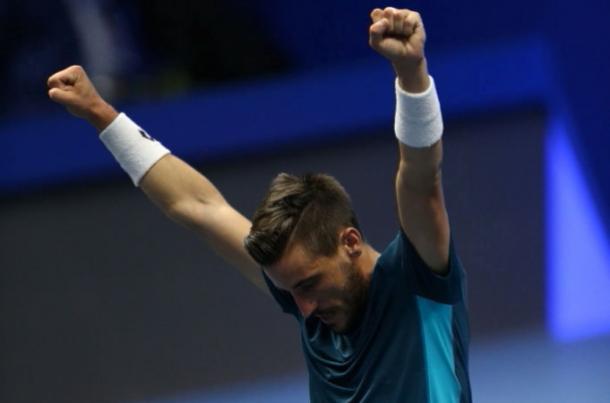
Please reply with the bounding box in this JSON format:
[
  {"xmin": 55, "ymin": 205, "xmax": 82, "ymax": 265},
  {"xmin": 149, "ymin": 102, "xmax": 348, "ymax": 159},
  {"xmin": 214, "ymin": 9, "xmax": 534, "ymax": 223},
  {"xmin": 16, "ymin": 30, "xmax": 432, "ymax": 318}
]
[
  {"xmin": 47, "ymin": 71, "xmax": 76, "ymax": 90},
  {"xmin": 48, "ymin": 87, "xmax": 78, "ymax": 106},
  {"xmin": 47, "ymin": 71, "xmax": 67, "ymax": 89},
  {"xmin": 47, "ymin": 65, "xmax": 83, "ymax": 89},
  {"xmin": 402, "ymin": 14, "xmax": 415, "ymax": 36},
  {"xmin": 383, "ymin": 7, "xmax": 397, "ymax": 32},
  {"xmin": 369, "ymin": 18, "xmax": 389, "ymax": 44},
  {"xmin": 370, "ymin": 8, "xmax": 383, "ymax": 23},
  {"xmin": 48, "ymin": 68, "xmax": 71, "ymax": 88},
  {"xmin": 405, "ymin": 12, "xmax": 425, "ymax": 39},
  {"xmin": 393, "ymin": 11, "xmax": 404, "ymax": 35}
]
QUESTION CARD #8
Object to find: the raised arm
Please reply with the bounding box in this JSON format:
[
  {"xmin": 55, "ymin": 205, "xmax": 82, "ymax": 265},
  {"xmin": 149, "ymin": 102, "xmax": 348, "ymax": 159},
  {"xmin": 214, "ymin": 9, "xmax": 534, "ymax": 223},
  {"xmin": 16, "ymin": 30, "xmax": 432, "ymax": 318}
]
[
  {"xmin": 47, "ymin": 65, "xmax": 266, "ymax": 291},
  {"xmin": 369, "ymin": 8, "xmax": 450, "ymax": 274}
]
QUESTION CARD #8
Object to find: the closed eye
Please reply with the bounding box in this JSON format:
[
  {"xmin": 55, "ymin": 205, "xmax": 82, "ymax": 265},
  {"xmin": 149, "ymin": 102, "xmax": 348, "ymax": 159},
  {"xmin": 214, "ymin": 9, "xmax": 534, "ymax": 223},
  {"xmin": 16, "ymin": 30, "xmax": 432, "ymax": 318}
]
[{"xmin": 294, "ymin": 274, "xmax": 321, "ymax": 293}]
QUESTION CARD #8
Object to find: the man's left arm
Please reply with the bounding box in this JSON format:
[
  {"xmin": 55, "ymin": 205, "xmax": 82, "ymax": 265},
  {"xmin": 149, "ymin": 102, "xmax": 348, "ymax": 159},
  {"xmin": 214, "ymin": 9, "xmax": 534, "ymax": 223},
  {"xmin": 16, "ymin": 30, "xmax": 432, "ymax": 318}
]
[{"xmin": 370, "ymin": 7, "xmax": 450, "ymax": 274}]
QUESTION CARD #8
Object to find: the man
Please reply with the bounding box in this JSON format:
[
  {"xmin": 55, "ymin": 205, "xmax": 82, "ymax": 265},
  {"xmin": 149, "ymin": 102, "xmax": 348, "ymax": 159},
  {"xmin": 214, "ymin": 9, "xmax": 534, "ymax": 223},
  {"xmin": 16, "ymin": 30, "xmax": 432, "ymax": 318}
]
[{"xmin": 48, "ymin": 7, "xmax": 471, "ymax": 402}]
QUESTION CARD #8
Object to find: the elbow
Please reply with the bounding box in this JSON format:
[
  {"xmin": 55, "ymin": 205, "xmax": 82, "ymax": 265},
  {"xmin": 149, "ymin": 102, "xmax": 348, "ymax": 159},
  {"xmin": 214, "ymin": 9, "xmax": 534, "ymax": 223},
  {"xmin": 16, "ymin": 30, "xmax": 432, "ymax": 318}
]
[
  {"xmin": 165, "ymin": 199, "xmax": 201, "ymax": 229},
  {"xmin": 165, "ymin": 196, "xmax": 227, "ymax": 231}
]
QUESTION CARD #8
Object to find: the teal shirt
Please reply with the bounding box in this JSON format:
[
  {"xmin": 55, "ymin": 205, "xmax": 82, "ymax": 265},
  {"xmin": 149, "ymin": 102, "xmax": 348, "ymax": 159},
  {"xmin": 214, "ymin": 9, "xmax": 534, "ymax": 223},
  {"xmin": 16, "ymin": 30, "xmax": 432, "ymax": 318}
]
[{"xmin": 264, "ymin": 231, "xmax": 471, "ymax": 403}]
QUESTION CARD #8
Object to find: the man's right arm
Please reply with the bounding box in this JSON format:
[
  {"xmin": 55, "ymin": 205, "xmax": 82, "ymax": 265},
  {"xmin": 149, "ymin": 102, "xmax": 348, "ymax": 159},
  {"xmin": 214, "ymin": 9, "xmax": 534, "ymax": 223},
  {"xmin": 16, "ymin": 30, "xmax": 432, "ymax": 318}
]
[
  {"xmin": 47, "ymin": 65, "xmax": 266, "ymax": 293},
  {"xmin": 139, "ymin": 155, "xmax": 266, "ymax": 291}
]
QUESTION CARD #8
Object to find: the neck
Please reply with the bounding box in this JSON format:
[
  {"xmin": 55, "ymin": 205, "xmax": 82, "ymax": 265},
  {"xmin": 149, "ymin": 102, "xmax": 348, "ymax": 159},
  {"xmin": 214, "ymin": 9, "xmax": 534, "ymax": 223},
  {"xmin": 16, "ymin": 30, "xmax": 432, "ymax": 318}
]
[{"xmin": 359, "ymin": 244, "xmax": 380, "ymax": 282}]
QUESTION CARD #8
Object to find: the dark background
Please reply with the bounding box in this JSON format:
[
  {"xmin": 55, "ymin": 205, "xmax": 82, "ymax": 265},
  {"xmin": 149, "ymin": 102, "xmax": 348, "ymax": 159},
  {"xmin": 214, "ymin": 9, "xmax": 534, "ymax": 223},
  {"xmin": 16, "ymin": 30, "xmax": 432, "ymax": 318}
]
[
  {"xmin": 1, "ymin": 108, "xmax": 545, "ymax": 402},
  {"xmin": 1, "ymin": 0, "xmax": 609, "ymax": 401}
]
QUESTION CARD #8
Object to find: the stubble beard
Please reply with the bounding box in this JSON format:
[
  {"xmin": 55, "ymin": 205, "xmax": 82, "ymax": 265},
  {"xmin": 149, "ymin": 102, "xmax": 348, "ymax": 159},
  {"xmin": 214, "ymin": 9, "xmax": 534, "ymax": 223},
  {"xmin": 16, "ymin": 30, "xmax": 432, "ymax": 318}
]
[{"xmin": 335, "ymin": 263, "xmax": 370, "ymax": 334}]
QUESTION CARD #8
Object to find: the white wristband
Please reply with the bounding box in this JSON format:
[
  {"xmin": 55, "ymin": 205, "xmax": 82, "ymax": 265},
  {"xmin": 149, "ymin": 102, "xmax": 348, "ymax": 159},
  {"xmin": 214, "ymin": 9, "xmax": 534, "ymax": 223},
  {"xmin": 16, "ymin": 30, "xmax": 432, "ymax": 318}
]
[
  {"xmin": 99, "ymin": 113, "xmax": 170, "ymax": 186},
  {"xmin": 394, "ymin": 76, "xmax": 444, "ymax": 148}
]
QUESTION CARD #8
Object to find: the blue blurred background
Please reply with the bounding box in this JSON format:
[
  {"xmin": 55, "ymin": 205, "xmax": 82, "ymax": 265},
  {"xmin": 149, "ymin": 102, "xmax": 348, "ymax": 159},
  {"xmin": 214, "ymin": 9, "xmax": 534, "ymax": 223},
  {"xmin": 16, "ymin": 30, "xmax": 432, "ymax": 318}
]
[{"xmin": 1, "ymin": 1, "xmax": 609, "ymax": 402}]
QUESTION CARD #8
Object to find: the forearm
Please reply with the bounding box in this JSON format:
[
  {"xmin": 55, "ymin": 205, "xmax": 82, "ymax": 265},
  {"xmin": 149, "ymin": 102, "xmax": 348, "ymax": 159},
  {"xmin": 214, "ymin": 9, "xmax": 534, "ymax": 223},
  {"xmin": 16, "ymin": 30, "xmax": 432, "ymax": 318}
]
[
  {"xmin": 139, "ymin": 154, "xmax": 226, "ymax": 221},
  {"xmin": 397, "ymin": 141, "xmax": 443, "ymax": 192},
  {"xmin": 87, "ymin": 105, "xmax": 226, "ymax": 225},
  {"xmin": 95, "ymin": 114, "xmax": 260, "ymax": 289},
  {"xmin": 88, "ymin": 100, "xmax": 119, "ymax": 132},
  {"xmin": 48, "ymin": 65, "xmax": 265, "ymax": 291},
  {"xmin": 394, "ymin": 58, "xmax": 430, "ymax": 94},
  {"xmin": 369, "ymin": 7, "xmax": 450, "ymax": 272},
  {"xmin": 394, "ymin": 58, "xmax": 443, "ymax": 191}
]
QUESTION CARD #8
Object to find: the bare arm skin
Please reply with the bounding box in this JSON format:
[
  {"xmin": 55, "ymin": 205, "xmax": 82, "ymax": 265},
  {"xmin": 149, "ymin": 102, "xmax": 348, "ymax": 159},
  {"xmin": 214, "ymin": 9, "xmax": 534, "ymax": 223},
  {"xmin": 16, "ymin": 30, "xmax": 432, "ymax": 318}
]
[
  {"xmin": 369, "ymin": 8, "xmax": 450, "ymax": 274},
  {"xmin": 139, "ymin": 156, "xmax": 266, "ymax": 291},
  {"xmin": 47, "ymin": 65, "xmax": 266, "ymax": 292}
]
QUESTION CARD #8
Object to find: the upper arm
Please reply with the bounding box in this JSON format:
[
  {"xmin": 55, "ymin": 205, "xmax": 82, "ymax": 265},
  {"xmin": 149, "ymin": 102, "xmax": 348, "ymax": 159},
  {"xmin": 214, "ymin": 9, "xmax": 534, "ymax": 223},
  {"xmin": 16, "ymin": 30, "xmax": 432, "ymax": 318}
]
[
  {"xmin": 172, "ymin": 200, "xmax": 269, "ymax": 294},
  {"xmin": 395, "ymin": 140, "xmax": 450, "ymax": 274},
  {"xmin": 140, "ymin": 154, "xmax": 268, "ymax": 294}
]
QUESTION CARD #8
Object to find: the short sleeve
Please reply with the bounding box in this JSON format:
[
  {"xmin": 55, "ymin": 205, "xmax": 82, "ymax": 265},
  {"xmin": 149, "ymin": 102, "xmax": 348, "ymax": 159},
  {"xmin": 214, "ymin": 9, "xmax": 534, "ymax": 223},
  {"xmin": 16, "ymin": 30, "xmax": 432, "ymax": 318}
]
[
  {"xmin": 402, "ymin": 230, "xmax": 465, "ymax": 304},
  {"xmin": 262, "ymin": 271, "xmax": 301, "ymax": 317},
  {"xmin": 378, "ymin": 230, "xmax": 466, "ymax": 304}
]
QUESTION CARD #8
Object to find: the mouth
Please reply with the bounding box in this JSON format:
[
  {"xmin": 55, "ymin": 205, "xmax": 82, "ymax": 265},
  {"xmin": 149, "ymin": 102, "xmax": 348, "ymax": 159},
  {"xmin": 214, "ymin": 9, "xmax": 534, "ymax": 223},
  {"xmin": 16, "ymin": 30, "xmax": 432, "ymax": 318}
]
[
  {"xmin": 316, "ymin": 309, "xmax": 338, "ymax": 324},
  {"xmin": 317, "ymin": 314, "xmax": 332, "ymax": 323}
]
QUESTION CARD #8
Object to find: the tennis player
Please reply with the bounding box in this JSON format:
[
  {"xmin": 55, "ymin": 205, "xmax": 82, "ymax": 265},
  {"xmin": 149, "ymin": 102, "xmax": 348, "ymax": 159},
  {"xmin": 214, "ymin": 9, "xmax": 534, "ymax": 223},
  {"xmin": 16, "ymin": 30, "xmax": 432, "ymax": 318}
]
[{"xmin": 48, "ymin": 7, "xmax": 471, "ymax": 402}]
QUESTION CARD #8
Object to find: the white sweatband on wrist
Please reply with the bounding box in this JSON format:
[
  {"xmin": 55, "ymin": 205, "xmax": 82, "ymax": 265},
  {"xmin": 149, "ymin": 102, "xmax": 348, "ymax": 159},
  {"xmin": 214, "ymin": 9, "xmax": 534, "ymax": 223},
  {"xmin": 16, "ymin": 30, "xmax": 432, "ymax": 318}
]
[
  {"xmin": 99, "ymin": 112, "xmax": 170, "ymax": 186},
  {"xmin": 394, "ymin": 76, "xmax": 444, "ymax": 148}
]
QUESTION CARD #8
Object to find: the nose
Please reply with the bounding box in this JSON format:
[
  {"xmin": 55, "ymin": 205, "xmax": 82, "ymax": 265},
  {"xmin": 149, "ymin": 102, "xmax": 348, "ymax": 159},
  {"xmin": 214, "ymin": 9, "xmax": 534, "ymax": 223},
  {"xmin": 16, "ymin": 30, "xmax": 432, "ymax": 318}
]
[{"xmin": 293, "ymin": 294, "xmax": 318, "ymax": 318}]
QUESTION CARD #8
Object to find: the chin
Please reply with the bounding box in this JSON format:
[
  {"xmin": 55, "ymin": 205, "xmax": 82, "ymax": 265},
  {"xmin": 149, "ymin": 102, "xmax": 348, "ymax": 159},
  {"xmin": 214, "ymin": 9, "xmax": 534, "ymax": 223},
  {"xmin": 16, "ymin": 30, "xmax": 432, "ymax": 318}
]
[
  {"xmin": 331, "ymin": 313, "xmax": 358, "ymax": 334},
  {"xmin": 329, "ymin": 322, "xmax": 348, "ymax": 334},
  {"xmin": 320, "ymin": 313, "xmax": 348, "ymax": 334}
]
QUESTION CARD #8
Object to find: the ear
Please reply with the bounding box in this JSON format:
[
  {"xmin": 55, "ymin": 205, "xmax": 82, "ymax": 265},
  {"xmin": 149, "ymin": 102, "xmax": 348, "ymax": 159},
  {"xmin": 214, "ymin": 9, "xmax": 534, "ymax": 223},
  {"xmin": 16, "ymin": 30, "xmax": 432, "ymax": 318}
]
[{"xmin": 340, "ymin": 227, "xmax": 363, "ymax": 258}]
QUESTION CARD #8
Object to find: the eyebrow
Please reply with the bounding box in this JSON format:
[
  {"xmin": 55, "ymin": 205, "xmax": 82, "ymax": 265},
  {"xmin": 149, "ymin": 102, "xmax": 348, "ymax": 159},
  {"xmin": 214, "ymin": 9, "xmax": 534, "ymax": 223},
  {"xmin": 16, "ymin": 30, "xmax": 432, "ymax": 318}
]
[{"xmin": 291, "ymin": 273, "xmax": 321, "ymax": 291}]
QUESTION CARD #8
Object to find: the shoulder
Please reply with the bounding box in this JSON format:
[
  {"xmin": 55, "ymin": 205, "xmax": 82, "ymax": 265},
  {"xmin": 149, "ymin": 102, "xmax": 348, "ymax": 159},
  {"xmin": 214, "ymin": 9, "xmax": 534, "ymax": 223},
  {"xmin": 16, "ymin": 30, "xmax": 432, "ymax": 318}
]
[{"xmin": 376, "ymin": 230, "xmax": 466, "ymax": 304}]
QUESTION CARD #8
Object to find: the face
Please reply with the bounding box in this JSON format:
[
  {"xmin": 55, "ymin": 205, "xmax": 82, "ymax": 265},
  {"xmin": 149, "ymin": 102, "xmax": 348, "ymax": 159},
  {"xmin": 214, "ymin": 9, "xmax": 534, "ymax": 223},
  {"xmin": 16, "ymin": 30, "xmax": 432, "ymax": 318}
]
[{"xmin": 265, "ymin": 231, "xmax": 370, "ymax": 334}]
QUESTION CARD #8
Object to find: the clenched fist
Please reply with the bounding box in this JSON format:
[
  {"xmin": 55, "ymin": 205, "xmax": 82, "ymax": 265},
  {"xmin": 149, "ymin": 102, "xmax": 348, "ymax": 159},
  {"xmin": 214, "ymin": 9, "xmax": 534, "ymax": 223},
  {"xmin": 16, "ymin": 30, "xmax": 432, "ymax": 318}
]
[
  {"xmin": 369, "ymin": 7, "xmax": 429, "ymax": 92},
  {"xmin": 47, "ymin": 65, "xmax": 117, "ymax": 131}
]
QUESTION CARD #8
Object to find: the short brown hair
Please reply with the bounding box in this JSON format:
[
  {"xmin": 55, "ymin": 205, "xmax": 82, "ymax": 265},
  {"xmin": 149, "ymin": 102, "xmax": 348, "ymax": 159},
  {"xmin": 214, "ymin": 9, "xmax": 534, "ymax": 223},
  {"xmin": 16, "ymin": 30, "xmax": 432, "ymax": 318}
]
[{"xmin": 244, "ymin": 173, "xmax": 362, "ymax": 267}]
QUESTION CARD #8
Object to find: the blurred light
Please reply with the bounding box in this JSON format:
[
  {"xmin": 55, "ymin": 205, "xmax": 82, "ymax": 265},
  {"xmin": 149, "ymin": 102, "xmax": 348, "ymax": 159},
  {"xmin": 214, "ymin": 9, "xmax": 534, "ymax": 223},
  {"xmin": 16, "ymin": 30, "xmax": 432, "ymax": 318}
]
[{"xmin": 546, "ymin": 115, "xmax": 610, "ymax": 342}]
